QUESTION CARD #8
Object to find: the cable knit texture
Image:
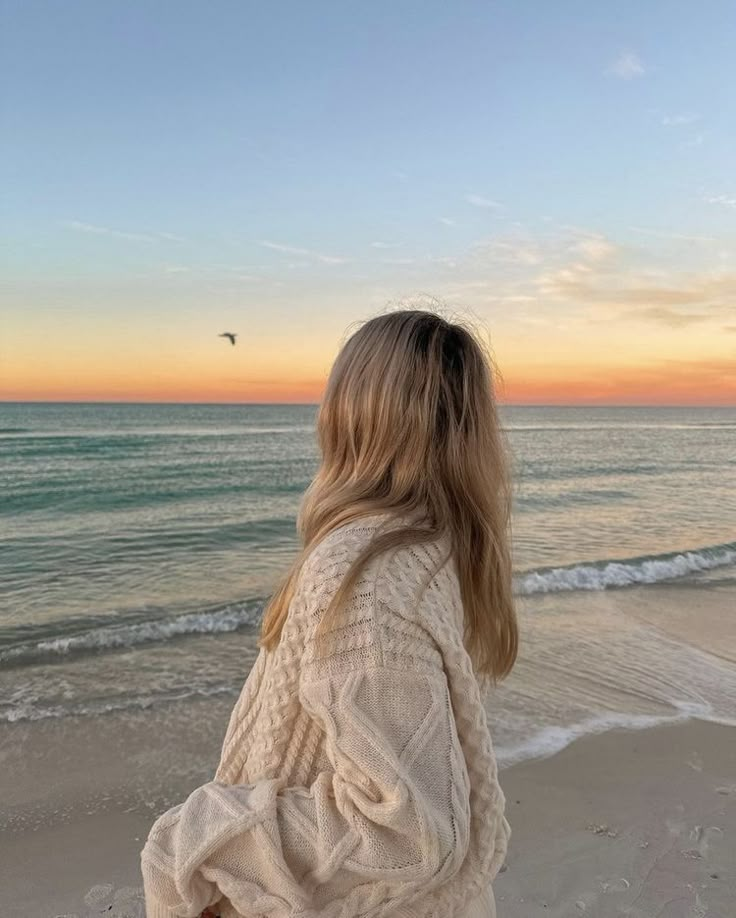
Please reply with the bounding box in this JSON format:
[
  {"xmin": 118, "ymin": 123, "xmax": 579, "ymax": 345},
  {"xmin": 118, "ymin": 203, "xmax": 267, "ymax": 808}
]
[{"xmin": 140, "ymin": 511, "xmax": 511, "ymax": 918}]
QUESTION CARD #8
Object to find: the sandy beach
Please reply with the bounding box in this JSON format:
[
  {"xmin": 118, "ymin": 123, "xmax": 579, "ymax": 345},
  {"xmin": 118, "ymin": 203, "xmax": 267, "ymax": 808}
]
[{"xmin": 2, "ymin": 716, "xmax": 734, "ymax": 917}]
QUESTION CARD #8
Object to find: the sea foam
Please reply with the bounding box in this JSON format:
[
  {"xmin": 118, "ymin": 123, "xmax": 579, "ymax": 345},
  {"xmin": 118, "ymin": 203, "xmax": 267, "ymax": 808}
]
[
  {"xmin": 0, "ymin": 600, "xmax": 264, "ymax": 667},
  {"xmin": 517, "ymin": 542, "xmax": 736, "ymax": 595}
]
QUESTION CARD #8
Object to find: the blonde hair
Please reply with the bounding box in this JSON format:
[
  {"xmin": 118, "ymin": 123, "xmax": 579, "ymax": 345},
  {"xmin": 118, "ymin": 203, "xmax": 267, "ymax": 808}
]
[{"xmin": 258, "ymin": 305, "xmax": 518, "ymax": 683}]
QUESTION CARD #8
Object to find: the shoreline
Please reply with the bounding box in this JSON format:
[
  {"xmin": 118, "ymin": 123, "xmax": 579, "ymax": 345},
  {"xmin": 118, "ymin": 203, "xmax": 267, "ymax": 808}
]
[{"xmin": 1, "ymin": 716, "xmax": 734, "ymax": 917}]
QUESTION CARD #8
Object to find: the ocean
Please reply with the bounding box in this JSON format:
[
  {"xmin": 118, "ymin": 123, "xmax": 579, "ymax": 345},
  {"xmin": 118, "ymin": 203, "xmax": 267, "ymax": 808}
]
[{"xmin": 1, "ymin": 402, "xmax": 735, "ymax": 772}]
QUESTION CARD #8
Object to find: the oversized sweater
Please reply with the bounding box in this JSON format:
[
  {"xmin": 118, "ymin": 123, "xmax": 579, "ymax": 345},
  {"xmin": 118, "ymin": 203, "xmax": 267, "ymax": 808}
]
[{"xmin": 140, "ymin": 511, "xmax": 511, "ymax": 918}]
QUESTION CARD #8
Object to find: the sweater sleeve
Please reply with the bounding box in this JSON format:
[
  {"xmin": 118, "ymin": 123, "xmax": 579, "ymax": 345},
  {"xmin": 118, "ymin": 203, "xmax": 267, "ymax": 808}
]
[{"xmin": 140, "ymin": 565, "xmax": 472, "ymax": 918}]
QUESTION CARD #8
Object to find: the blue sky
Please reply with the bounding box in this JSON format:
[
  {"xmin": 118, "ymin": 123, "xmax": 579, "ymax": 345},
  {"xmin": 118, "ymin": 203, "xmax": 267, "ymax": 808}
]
[{"xmin": 2, "ymin": 0, "xmax": 735, "ymax": 402}]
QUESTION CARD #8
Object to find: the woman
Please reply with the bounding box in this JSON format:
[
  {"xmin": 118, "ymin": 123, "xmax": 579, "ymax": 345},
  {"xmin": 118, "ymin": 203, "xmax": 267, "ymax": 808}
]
[{"xmin": 140, "ymin": 307, "xmax": 517, "ymax": 918}]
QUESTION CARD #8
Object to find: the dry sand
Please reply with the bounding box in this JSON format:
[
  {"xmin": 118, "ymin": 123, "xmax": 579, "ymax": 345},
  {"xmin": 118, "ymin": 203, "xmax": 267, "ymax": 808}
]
[
  {"xmin": 1, "ymin": 717, "xmax": 734, "ymax": 917},
  {"xmin": 493, "ymin": 717, "xmax": 736, "ymax": 917}
]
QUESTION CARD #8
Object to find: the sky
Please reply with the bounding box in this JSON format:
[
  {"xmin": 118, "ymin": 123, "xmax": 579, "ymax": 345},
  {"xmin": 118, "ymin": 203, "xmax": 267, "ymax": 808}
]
[{"xmin": 2, "ymin": 0, "xmax": 735, "ymax": 405}]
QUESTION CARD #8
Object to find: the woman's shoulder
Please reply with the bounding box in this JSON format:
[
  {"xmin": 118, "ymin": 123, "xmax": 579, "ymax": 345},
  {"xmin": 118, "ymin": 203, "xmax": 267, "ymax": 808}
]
[
  {"xmin": 291, "ymin": 513, "xmax": 465, "ymax": 656},
  {"xmin": 297, "ymin": 512, "xmax": 393, "ymax": 583},
  {"xmin": 293, "ymin": 511, "xmax": 451, "ymax": 601},
  {"xmin": 303, "ymin": 511, "xmax": 451, "ymax": 577}
]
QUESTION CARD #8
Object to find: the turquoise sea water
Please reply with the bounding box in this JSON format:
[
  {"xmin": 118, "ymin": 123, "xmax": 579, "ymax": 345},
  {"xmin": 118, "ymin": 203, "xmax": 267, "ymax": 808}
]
[{"xmin": 1, "ymin": 402, "xmax": 735, "ymax": 760}]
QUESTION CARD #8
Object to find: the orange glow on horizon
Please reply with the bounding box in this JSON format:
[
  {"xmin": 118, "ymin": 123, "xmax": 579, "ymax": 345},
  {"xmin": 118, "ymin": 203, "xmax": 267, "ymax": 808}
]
[{"xmin": 2, "ymin": 366, "xmax": 734, "ymax": 406}]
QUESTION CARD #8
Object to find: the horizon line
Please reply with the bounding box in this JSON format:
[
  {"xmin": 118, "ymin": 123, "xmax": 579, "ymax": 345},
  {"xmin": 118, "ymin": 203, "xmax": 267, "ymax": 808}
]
[{"xmin": 1, "ymin": 400, "xmax": 733, "ymax": 409}]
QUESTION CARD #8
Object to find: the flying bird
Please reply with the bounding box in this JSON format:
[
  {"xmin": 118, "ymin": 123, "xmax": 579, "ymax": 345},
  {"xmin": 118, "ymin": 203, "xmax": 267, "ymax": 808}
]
[{"xmin": 219, "ymin": 332, "xmax": 237, "ymax": 345}]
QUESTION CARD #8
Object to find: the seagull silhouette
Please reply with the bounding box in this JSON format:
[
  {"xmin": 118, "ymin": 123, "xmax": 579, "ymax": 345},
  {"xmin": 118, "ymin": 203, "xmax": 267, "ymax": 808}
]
[{"xmin": 218, "ymin": 332, "xmax": 237, "ymax": 345}]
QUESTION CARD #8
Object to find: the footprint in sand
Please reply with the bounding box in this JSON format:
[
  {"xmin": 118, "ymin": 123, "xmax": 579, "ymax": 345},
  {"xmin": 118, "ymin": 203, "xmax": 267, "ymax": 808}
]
[
  {"xmin": 599, "ymin": 877, "xmax": 631, "ymax": 893},
  {"xmin": 683, "ymin": 824, "xmax": 724, "ymax": 858},
  {"xmin": 573, "ymin": 876, "xmax": 632, "ymax": 913},
  {"xmin": 665, "ymin": 815, "xmax": 686, "ymax": 836},
  {"xmin": 80, "ymin": 883, "xmax": 145, "ymax": 917},
  {"xmin": 84, "ymin": 885, "xmax": 114, "ymax": 908},
  {"xmin": 587, "ymin": 822, "xmax": 619, "ymax": 837}
]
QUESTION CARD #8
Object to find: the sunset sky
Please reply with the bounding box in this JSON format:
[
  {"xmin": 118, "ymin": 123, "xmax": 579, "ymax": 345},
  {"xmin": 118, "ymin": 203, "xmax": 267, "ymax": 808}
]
[{"xmin": 2, "ymin": 1, "xmax": 735, "ymax": 405}]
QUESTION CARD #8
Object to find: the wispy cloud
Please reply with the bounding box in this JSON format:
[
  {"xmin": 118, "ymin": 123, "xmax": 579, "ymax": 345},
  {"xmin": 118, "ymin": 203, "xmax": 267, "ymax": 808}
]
[
  {"xmin": 63, "ymin": 220, "xmax": 157, "ymax": 242},
  {"xmin": 533, "ymin": 229, "xmax": 735, "ymax": 321},
  {"xmin": 469, "ymin": 238, "xmax": 542, "ymax": 266},
  {"xmin": 213, "ymin": 263, "xmax": 272, "ymax": 274},
  {"xmin": 63, "ymin": 221, "xmax": 185, "ymax": 243},
  {"xmin": 572, "ymin": 235, "xmax": 617, "ymax": 262},
  {"xmin": 616, "ymin": 306, "xmax": 716, "ymax": 328},
  {"xmin": 438, "ymin": 217, "xmax": 457, "ymax": 226},
  {"xmin": 607, "ymin": 51, "xmax": 646, "ymax": 80},
  {"xmin": 629, "ymin": 226, "xmax": 717, "ymax": 244},
  {"xmin": 532, "ymin": 232, "xmax": 619, "ymax": 289},
  {"xmin": 705, "ymin": 194, "xmax": 736, "ymax": 210},
  {"xmin": 370, "ymin": 241, "xmax": 401, "ymax": 249},
  {"xmin": 661, "ymin": 112, "xmax": 699, "ymax": 126},
  {"xmin": 465, "ymin": 193, "xmax": 503, "ymax": 209},
  {"xmin": 259, "ymin": 240, "xmax": 348, "ymax": 265},
  {"xmin": 541, "ymin": 257, "xmax": 736, "ymax": 314}
]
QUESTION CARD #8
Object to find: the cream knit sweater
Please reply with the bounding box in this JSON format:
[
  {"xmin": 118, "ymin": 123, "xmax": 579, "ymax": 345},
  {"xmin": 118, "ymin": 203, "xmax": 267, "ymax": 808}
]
[{"xmin": 140, "ymin": 511, "xmax": 511, "ymax": 918}]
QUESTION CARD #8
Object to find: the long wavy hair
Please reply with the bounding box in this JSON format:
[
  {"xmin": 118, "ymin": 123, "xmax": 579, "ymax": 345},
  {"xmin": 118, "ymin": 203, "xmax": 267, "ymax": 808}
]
[{"xmin": 258, "ymin": 306, "xmax": 518, "ymax": 683}]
